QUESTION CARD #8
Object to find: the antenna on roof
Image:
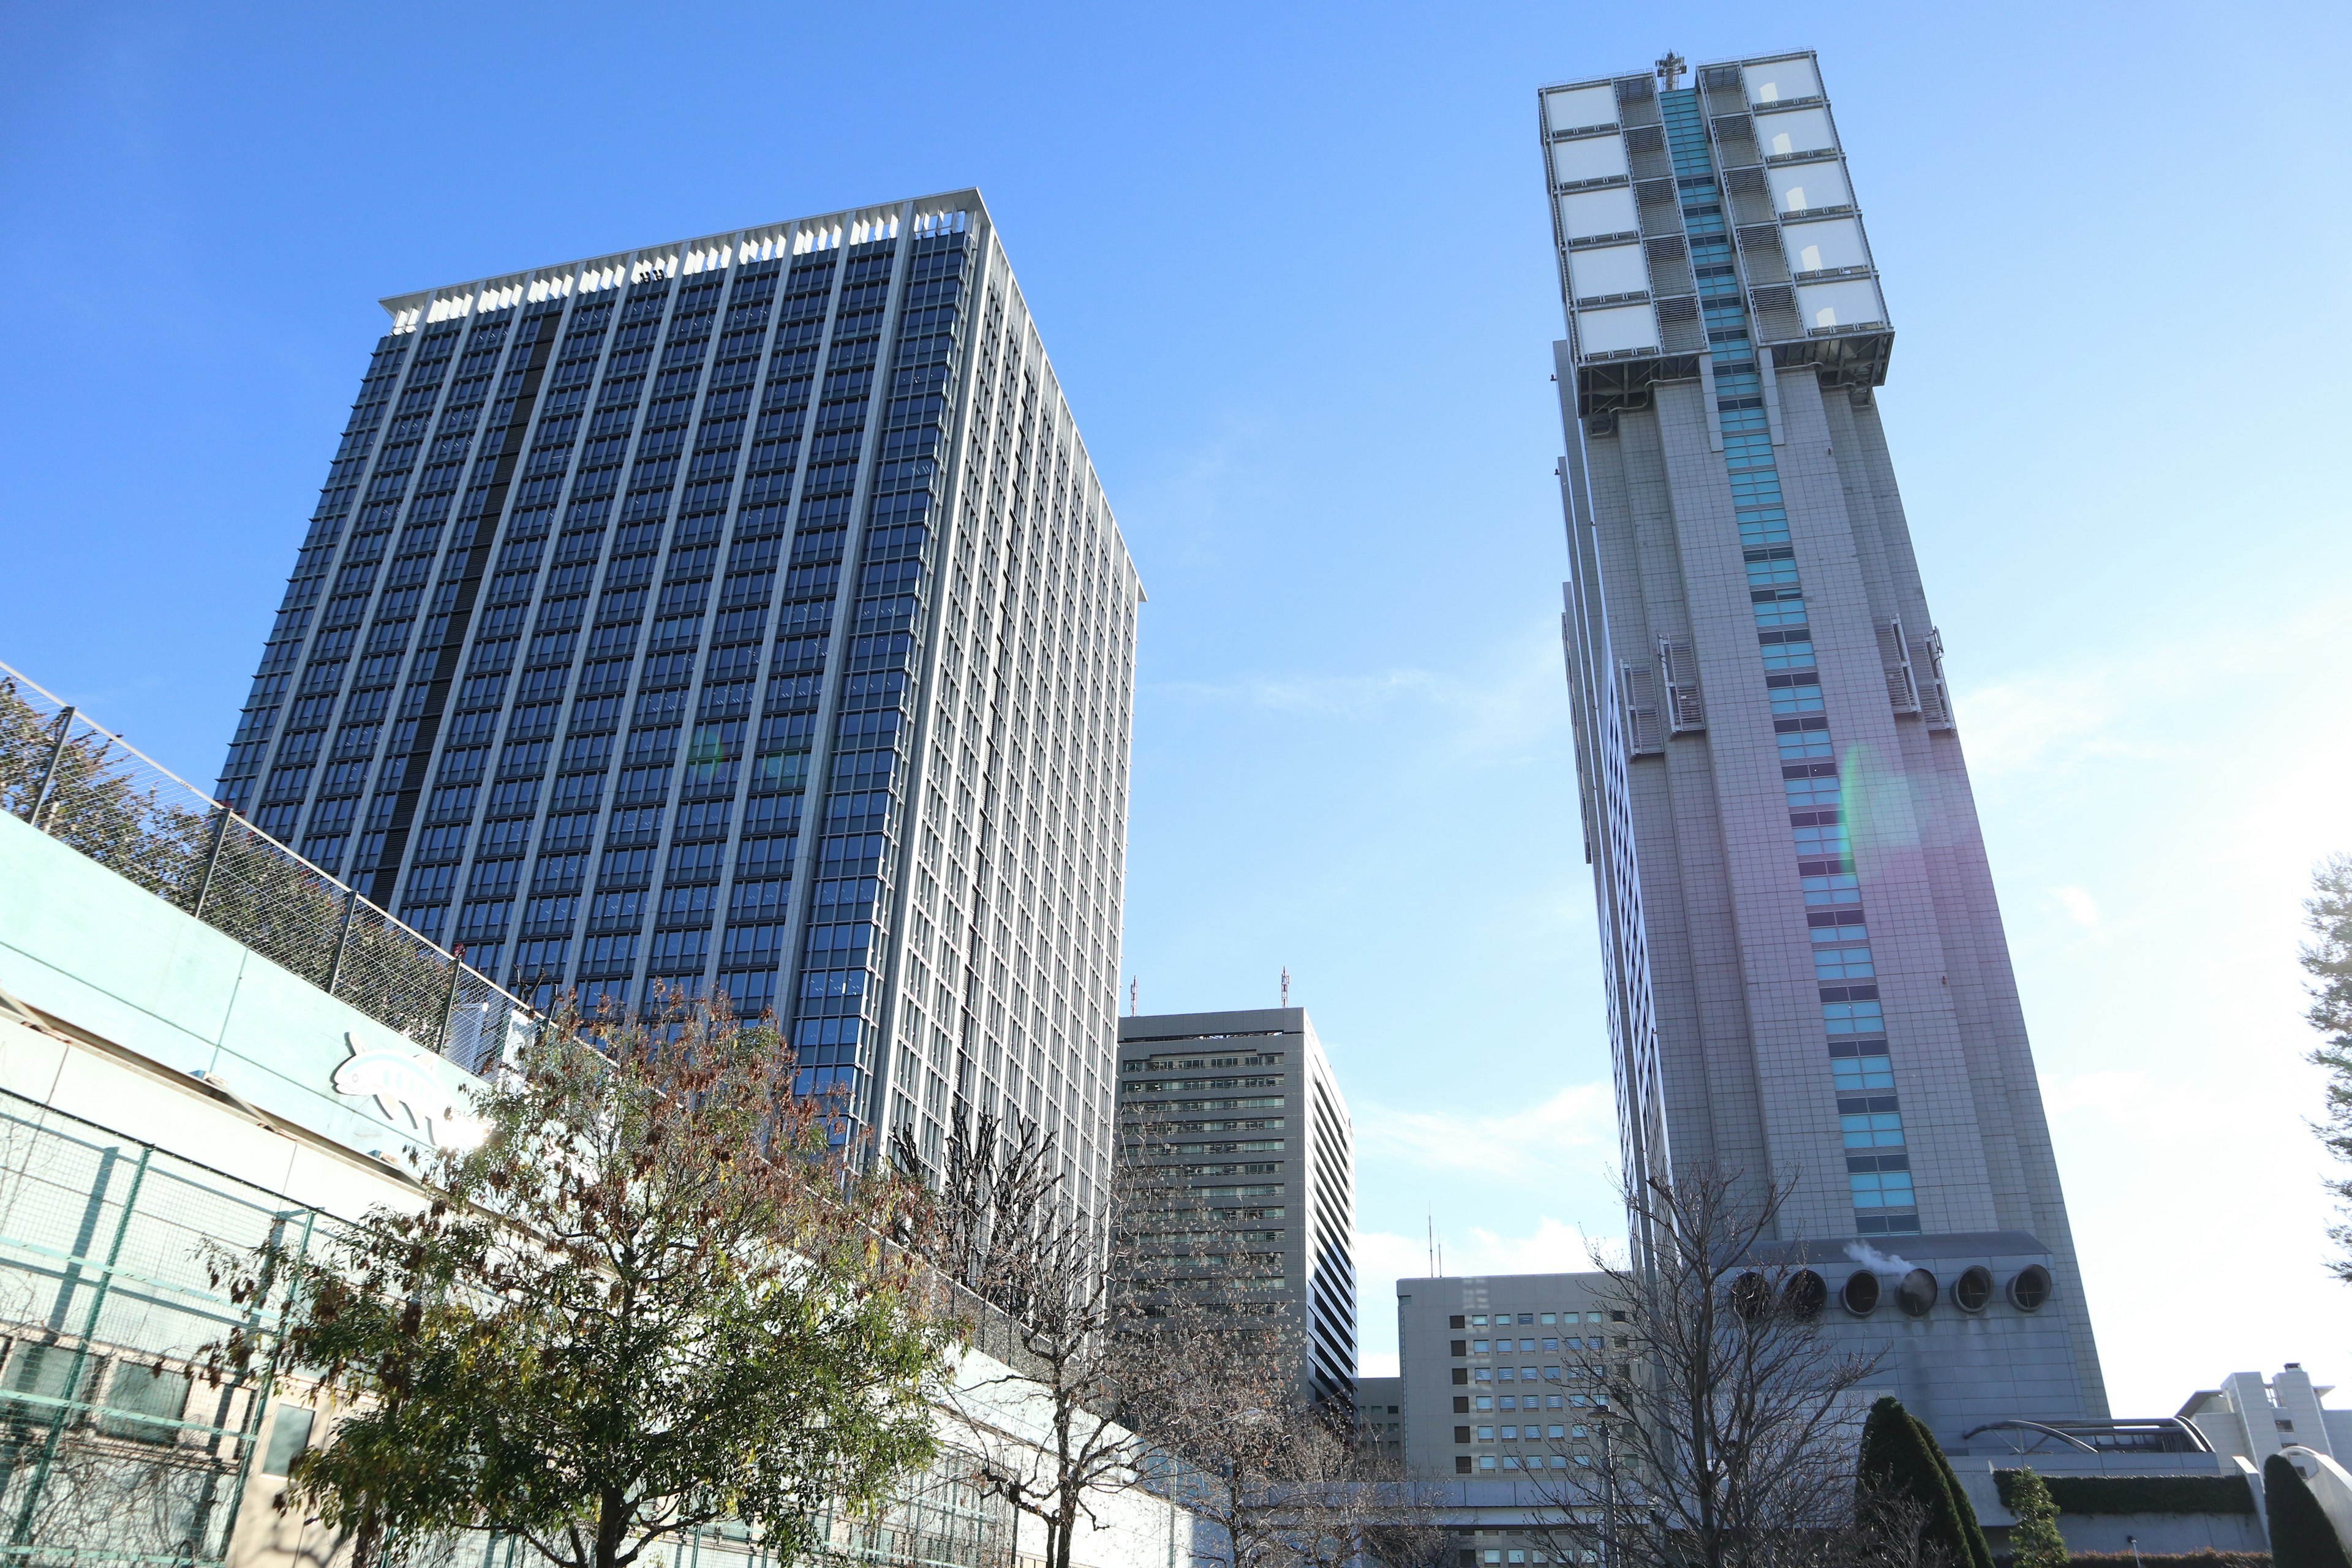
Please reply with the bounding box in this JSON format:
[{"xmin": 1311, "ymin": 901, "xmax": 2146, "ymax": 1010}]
[
  {"xmin": 1128, "ymin": 978, "xmax": 1138, "ymax": 1017},
  {"xmin": 1655, "ymin": 50, "xmax": 1687, "ymax": 90},
  {"xmin": 1281, "ymin": 967, "xmax": 1291, "ymax": 1008}
]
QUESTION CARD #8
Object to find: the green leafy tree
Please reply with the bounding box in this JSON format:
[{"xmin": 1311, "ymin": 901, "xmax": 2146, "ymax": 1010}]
[
  {"xmin": 2004, "ymin": 1468, "xmax": 2068, "ymax": 1568},
  {"xmin": 1858, "ymin": 1396, "xmax": 1992, "ymax": 1568},
  {"xmin": 209, "ymin": 994, "xmax": 956, "ymax": 1568},
  {"xmin": 2301, "ymin": 855, "xmax": 2352, "ymax": 1281},
  {"xmin": 2266, "ymin": 1453, "xmax": 2352, "ymax": 1568}
]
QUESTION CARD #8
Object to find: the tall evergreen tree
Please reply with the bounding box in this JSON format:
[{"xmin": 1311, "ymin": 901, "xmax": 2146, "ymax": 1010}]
[
  {"xmin": 2266, "ymin": 1453, "xmax": 2352, "ymax": 1568},
  {"xmin": 2299, "ymin": 854, "xmax": 2352, "ymax": 1282},
  {"xmin": 2003, "ymin": 1468, "xmax": 2068, "ymax": 1568},
  {"xmin": 1858, "ymin": 1396, "xmax": 1992, "ymax": 1568}
]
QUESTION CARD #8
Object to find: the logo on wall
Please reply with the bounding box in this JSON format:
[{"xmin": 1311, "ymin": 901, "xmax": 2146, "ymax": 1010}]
[{"xmin": 330, "ymin": 1035, "xmax": 489, "ymax": 1150}]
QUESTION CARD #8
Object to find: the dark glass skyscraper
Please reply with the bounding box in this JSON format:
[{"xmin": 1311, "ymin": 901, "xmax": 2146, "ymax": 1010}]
[
  {"xmin": 218, "ymin": 193, "xmax": 1140, "ymax": 1199},
  {"xmin": 1543, "ymin": 53, "xmax": 2107, "ymax": 1439}
]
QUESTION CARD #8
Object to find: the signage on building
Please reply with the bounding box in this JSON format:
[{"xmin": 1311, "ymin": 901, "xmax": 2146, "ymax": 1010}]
[{"xmin": 330, "ymin": 1034, "xmax": 488, "ymax": 1150}]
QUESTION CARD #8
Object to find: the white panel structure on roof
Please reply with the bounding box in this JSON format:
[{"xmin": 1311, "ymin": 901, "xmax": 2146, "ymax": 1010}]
[
  {"xmin": 1577, "ymin": 303, "xmax": 1660, "ymax": 356},
  {"xmin": 1551, "ymin": 134, "xmax": 1628, "ymax": 186},
  {"xmin": 1782, "ymin": 216, "xmax": 1869, "ymax": 276},
  {"xmin": 1559, "ymin": 186, "xmax": 1640, "ymax": 242},
  {"xmin": 1568, "ymin": 244, "xmax": 1649, "ymax": 302},
  {"xmin": 1770, "ymin": 160, "xmax": 1851, "ymax": 215},
  {"xmin": 1795, "ymin": 277, "xmax": 1885, "ymax": 330},
  {"xmin": 1757, "ymin": 106, "xmax": 1837, "ymax": 159},
  {"xmin": 1743, "ymin": 56, "xmax": 1822, "ymax": 105},
  {"xmin": 1545, "ymin": 84, "xmax": 1618, "ymax": 135}
]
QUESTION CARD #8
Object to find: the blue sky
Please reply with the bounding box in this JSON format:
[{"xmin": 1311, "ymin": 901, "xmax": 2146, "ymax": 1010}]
[{"xmin": 6, "ymin": 1, "xmax": 2350, "ymax": 1412}]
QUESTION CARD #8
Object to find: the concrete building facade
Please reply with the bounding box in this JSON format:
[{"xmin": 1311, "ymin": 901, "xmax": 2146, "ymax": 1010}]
[
  {"xmin": 213, "ymin": 193, "xmax": 1140, "ymax": 1200},
  {"xmin": 1538, "ymin": 50, "xmax": 2103, "ymax": 1441},
  {"xmin": 1354, "ymin": 1374, "xmax": 1406, "ymax": 1460},
  {"xmin": 1115, "ymin": 1008, "xmax": 1357, "ymax": 1408},
  {"xmin": 1393, "ymin": 1273, "xmax": 1618, "ymax": 1479},
  {"xmin": 2181, "ymin": 1365, "xmax": 2352, "ymax": 1469}
]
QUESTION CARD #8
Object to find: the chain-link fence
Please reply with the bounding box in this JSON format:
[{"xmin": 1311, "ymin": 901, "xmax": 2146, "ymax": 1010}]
[{"xmin": 0, "ymin": 663, "xmax": 535, "ymax": 1076}]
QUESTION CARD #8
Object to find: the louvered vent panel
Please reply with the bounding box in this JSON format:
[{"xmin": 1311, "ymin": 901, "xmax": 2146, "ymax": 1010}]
[
  {"xmin": 1620, "ymin": 663, "xmax": 1664, "ymax": 756},
  {"xmin": 1659, "ymin": 638, "xmax": 1706, "ymax": 733},
  {"xmin": 1912, "ymin": 631, "xmax": 1953, "ymax": 728},
  {"xmin": 1874, "ymin": 617, "xmax": 1921, "ymax": 713}
]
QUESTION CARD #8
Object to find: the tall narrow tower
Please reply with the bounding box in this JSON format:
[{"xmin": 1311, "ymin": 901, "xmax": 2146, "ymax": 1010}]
[
  {"xmin": 1542, "ymin": 53, "xmax": 2105, "ymax": 1438},
  {"xmin": 216, "ymin": 193, "xmax": 1140, "ymax": 1207}
]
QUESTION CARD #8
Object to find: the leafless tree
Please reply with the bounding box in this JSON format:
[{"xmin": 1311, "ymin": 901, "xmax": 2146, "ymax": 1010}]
[
  {"xmin": 1137, "ymin": 1310, "xmax": 1450, "ymax": 1568},
  {"xmin": 1521, "ymin": 1168, "xmax": 1881, "ymax": 1568},
  {"xmin": 904, "ymin": 1109, "xmax": 1164, "ymax": 1568}
]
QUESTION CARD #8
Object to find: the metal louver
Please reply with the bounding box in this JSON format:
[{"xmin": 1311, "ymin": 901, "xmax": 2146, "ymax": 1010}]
[
  {"xmin": 1874, "ymin": 617, "xmax": 1921, "ymax": 713},
  {"xmin": 1620, "ymin": 662, "xmax": 1664, "ymax": 756},
  {"xmin": 1912, "ymin": 628, "xmax": 1953, "ymax": 727},
  {"xmin": 1659, "ymin": 638, "xmax": 1705, "ymax": 733}
]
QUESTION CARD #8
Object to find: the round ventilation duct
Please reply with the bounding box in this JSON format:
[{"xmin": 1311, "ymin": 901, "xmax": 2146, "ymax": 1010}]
[
  {"xmin": 1841, "ymin": 1270, "xmax": 1880, "ymax": 1316},
  {"xmin": 1954, "ymin": 1265, "xmax": 1993, "ymax": 1313},
  {"xmin": 1896, "ymin": 1268, "xmax": 1937, "ymax": 1317},
  {"xmin": 1782, "ymin": 1270, "xmax": 1827, "ymax": 1321},
  {"xmin": 2008, "ymin": 1265, "xmax": 2052, "ymax": 1312},
  {"xmin": 1731, "ymin": 1272, "xmax": 1772, "ymax": 1321}
]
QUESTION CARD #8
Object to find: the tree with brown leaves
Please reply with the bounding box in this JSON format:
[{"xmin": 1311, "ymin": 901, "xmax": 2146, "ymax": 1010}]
[{"xmin": 208, "ymin": 994, "xmax": 955, "ymax": 1568}]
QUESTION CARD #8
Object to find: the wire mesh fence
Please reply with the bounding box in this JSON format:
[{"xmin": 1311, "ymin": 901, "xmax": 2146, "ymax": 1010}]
[
  {"xmin": 0, "ymin": 1091, "xmax": 311, "ymax": 1565},
  {"xmin": 0, "ymin": 1088, "xmax": 1021, "ymax": 1568},
  {"xmin": 0, "ymin": 663, "xmax": 536, "ymax": 1076}
]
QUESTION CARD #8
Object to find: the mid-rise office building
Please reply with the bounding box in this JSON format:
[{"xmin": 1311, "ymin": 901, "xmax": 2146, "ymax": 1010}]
[
  {"xmin": 1393, "ymin": 1273, "xmax": 1616, "ymax": 1478},
  {"xmin": 1354, "ymin": 1374, "xmax": 1405, "ymax": 1458},
  {"xmin": 1540, "ymin": 51, "xmax": 2104, "ymax": 1439},
  {"xmin": 214, "ymin": 192, "xmax": 1140, "ymax": 1195},
  {"xmin": 1115, "ymin": 1008, "xmax": 1357, "ymax": 1408}
]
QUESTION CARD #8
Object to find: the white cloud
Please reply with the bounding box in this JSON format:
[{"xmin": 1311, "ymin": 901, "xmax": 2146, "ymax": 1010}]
[
  {"xmin": 1449, "ymin": 1215, "xmax": 1605, "ymax": 1276},
  {"xmin": 1354, "ymin": 1082, "xmax": 1615, "ymax": 1180},
  {"xmin": 1150, "ymin": 624, "xmax": 1574, "ymax": 765},
  {"xmin": 2052, "ymin": 885, "xmax": 2101, "ymax": 930}
]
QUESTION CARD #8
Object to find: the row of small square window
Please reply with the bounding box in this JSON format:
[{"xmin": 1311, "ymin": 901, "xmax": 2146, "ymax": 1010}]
[
  {"xmin": 1462, "ymin": 1423, "xmax": 1600, "ymax": 1443},
  {"xmin": 1455, "ymin": 1335, "xmax": 1610, "ymax": 1354},
  {"xmin": 1446, "ymin": 1310, "xmax": 1613, "ymax": 1328},
  {"xmin": 1460, "ymin": 1366, "xmax": 1602, "ymax": 1385},
  {"xmin": 1463, "ymin": 1392, "xmax": 1588, "ymax": 1412},
  {"xmin": 1455, "ymin": 1454, "xmax": 1599, "ymax": 1473}
]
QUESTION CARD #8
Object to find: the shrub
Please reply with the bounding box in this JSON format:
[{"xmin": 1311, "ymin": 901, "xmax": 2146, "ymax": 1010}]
[
  {"xmin": 2265, "ymin": 1454, "xmax": 2352, "ymax": 1568},
  {"xmin": 1996, "ymin": 1472, "xmax": 2258, "ymax": 1518},
  {"xmin": 1862, "ymin": 1395, "xmax": 1994, "ymax": 1568}
]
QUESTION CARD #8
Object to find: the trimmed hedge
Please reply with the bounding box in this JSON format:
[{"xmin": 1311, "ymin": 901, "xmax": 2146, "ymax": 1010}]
[
  {"xmin": 1864, "ymin": 1396, "xmax": 1996, "ymax": 1568},
  {"xmin": 2054, "ymin": 1553, "xmax": 2267, "ymax": 1568},
  {"xmin": 2264, "ymin": 1454, "xmax": 2351, "ymax": 1568},
  {"xmin": 1995, "ymin": 1472, "xmax": 2258, "ymax": 1517}
]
